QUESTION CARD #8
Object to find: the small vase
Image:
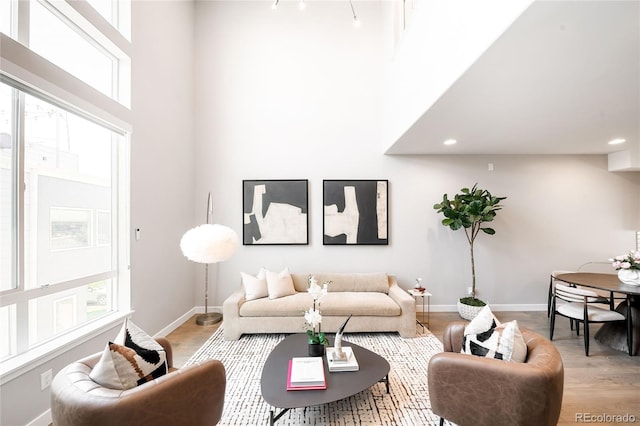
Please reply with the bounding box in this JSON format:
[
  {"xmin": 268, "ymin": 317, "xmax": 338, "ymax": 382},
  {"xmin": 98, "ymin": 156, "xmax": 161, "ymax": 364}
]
[
  {"xmin": 618, "ymin": 269, "xmax": 640, "ymax": 286},
  {"xmin": 308, "ymin": 343, "xmax": 325, "ymax": 357}
]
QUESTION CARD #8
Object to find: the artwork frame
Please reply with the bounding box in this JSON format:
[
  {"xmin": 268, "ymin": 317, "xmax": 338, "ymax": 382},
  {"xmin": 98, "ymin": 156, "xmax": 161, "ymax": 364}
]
[
  {"xmin": 243, "ymin": 179, "xmax": 309, "ymax": 245},
  {"xmin": 323, "ymin": 180, "xmax": 389, "ymax": 245}
]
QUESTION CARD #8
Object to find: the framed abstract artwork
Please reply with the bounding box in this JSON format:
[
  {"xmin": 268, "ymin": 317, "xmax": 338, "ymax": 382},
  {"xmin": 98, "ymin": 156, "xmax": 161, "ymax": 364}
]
[
  {"xmin": 242, "ymin": 180, "xmax": 309, "ymax": 245},
  {"xmin": 323, "ymin": 180, "xmax": 388, "ymax": 245}
]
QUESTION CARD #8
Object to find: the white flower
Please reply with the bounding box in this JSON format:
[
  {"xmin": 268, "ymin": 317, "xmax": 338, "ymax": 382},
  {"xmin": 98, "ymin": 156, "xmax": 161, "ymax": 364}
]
[
  {"xmin": 307, "ymin": 275, "xmax": 329, "ymax": 300},
  {"xmin": 304, "ymin": 308, "xmax": 322, "ymax": 328}
]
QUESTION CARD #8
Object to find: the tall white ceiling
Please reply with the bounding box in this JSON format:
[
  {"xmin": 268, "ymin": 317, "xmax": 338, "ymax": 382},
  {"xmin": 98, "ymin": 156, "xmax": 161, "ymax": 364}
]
[{"xmin": 385, "ymin": 0, "xmax": 640, "ymax": 158}]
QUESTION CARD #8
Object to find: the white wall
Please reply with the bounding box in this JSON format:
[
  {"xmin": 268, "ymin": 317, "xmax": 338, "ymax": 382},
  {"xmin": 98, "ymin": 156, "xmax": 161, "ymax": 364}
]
[
  {"xmin": 0, "ymin": 2, "xmax": 196, "ymax": 425},
  {"xmin": 129, "ymin": 0, "xmax": 196, "ymax": 334},
  {"xmin": 384, "ymin": 0, "xmax": 533, "ymax": 148},
  {"xmin": 194, "ymin": 1, "xmax": 640, "ymax": 312}
]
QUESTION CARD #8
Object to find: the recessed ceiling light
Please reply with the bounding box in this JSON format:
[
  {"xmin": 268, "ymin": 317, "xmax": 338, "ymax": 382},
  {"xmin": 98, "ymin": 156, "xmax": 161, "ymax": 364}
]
[
  {"xmin": 443, "ymin": 139, "xmax": 457, "ymax": 146},
  {"xmin": 608, "ymin": 138, "xmax": 626, "ymax": 145}
]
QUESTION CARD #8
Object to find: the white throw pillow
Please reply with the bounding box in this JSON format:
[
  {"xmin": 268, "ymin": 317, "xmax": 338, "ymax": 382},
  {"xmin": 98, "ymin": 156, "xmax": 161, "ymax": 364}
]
[
  {"xmin": 241, "ymin": 268, "xmax": 268, "ymax": 301},
  {"xmin": 462, "ymin": 305, "xmax": 527, "ymax": 363},
  {"xmin": 266, "ymin": 267, "xmax": 296, "ymax": 299},
  {"xmin": 90, "ymin": 319, "xmax": 167, "ymax": 389}
]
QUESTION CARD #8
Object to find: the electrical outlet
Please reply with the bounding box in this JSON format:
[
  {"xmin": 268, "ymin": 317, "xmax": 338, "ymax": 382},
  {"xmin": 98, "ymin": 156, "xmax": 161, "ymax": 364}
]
[
  {"xmin": 467, "ymin": 287, "xmax": 473, "ymax": 295},
  {"xmin": 40, "ymin": 369, "xmax": 52, "ymax": 390}
]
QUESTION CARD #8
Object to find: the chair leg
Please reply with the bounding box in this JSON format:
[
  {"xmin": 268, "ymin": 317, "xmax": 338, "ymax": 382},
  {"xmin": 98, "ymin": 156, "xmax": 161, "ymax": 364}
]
[
  {"xmin": 547, "ymin": 278, "xmax": 553, "ymax": 317},
  {"xmin": 550, "ymin": 311, "xmax": 556, "ymax": 340},
  {"xmin": 584, "ymin": 319, "xmax": 590, "ymax": 356},
  {"xmin": 627, "ymin": 297, "xmax": 633, "ymax": 356}
]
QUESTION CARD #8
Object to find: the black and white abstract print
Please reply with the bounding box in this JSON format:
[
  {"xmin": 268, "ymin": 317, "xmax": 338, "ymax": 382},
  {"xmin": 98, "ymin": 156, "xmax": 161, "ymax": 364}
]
[
  {"xmin": 323, "ymin": 180, "xmax": 388, "ymax": 245},
  {"xmin": 243, "ymin": 180, "xmax": 308, "ymax": 245}
]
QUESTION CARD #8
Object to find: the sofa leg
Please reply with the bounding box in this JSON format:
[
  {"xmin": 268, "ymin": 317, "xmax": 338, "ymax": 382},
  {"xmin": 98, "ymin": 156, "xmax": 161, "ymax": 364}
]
[{"xmin": 439, "ymin": 418, "xmax": 444, "ymax": 426}]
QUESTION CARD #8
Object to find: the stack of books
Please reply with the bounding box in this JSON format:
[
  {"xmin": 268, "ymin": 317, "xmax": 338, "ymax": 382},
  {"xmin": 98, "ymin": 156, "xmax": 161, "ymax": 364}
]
[
  {"xmin": 326, "ymin": 347, "xmax": 359, "ymax": 372},
  {"xmin": 287, "ymin": 357, "xmax": 327, "ymax": 390}
]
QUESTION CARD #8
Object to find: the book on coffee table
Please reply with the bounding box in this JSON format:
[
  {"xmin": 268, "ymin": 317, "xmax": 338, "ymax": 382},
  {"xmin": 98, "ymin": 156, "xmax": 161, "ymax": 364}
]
[
  {"xmin": 287, "ymin": 357, "xmax": 327, "ymax": 390},
  {"xmin": 326, "ymin": 347, "xmax": 359, "ymax": 372}
]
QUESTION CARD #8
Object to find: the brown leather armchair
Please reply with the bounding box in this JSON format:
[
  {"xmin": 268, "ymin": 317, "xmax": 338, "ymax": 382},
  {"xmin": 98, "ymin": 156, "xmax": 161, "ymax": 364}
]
[
  {"xmin": 428, "ymin": 321, "xmax": 564, "ymax": 426},
  {"xmin": 51, "ymin": 338, "xmax": 225, "ymax": 426}
]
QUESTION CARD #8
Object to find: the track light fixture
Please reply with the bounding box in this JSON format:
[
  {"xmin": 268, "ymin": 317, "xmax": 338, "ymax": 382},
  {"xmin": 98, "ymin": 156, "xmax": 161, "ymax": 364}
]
[
  {"xmin": 270, "ymin": 0, "xmax": 361, "ymax": 26},
  {"xmin": 349, "ymin": 0, "xmax": 360, "ymax": 27}
]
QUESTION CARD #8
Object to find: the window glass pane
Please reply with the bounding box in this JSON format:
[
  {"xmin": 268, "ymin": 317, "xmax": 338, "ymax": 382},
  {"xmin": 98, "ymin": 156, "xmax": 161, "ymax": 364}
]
[
  {"xmin": 0, "ymin": 0, "xmax": 12, "ymax": 36},
  {"xmin": 0, "ymin": 305, "xmax": 16, "ymax": 360},
  {"xmin": 50, "ymin": 208, "xmax": 92, "ymax": 251},
  {"xmin": 28, "ymin": 280, "xmax": 112, "ymax": 346},
  {"xmin": 96, "ymin": 210, "xmax": 111, "ymax": 246},
  {"xmin": 29, "ymin": 0, "xmax": 116, "ymax": 99},
  {"xmin": 0, "ymin": 83, "xmax": 15, "ymax": 292},
  {"xmin": 24, "ymin": 94, "xmax": 113, "ymax": 288}
]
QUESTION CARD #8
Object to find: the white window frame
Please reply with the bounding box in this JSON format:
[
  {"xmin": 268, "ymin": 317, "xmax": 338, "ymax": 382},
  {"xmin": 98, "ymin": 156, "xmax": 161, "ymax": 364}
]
[{"xmin": 0, "ymin": 0, "xmax": 131, "ymax": 383}]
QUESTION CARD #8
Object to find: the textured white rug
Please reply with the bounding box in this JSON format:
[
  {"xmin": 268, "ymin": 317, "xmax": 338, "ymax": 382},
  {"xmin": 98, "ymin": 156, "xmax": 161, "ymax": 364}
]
[{"xmin": 186, "ymin": 327, "xmax": 448, "ymax": 425}]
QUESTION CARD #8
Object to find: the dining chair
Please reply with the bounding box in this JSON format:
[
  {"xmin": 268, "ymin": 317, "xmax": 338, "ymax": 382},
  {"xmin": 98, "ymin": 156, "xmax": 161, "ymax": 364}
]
[
  {"xmin": 577, "ymin": 261, "xmax": 627, "ymax": 305},
  {"xmin": 550, "ymin": 283, "xmax": 630, "ymax": 356},
  {"xmin": 547, "ymin": 270, "xmax": 574, "ymax": 317}
]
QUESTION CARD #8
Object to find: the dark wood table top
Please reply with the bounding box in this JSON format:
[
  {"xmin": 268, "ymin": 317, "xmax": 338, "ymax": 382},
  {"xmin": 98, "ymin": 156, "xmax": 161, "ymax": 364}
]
[
  {"xmin": 556, "ymin": 272, "xmax": 640, "ymax": 296},
  {"xmin": 260, "ymin": 334, "xmax": 390, "ymax": 409}
]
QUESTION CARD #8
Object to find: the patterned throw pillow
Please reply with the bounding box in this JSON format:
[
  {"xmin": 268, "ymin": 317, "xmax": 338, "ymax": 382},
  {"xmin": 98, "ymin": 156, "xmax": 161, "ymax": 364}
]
[
  {"xmin": 462, "ymin": 305, "xmax": 527, "ymax": 362},
  {"xmin": 90, "ymin": 319, "xmax": 168, "ymax": 389}
]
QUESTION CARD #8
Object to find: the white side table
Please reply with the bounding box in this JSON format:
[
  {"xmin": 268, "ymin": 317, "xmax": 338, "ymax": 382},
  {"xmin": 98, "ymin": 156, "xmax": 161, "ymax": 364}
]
[{"xmin": 408, "ymin": 289, "xmax": 431, "ymax": 330}]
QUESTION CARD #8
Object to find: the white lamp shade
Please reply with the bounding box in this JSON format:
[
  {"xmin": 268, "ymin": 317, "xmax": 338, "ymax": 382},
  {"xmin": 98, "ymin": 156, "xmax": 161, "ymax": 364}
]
[{"xmin": 180, "ymin": 224, "xmax": 239, "ymax": 264}]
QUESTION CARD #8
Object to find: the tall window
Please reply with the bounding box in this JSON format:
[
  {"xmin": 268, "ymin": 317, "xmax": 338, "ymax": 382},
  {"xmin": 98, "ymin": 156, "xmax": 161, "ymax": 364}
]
[{"xmin": 0, "ymin": 0, "xmax": 130, "ymax": 369}]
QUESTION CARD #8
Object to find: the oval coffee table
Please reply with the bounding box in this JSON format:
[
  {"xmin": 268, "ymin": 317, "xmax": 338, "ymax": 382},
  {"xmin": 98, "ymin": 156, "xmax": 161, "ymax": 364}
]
[{"xmin": 261, "ymin": 333, "xmax": 390, "ymax": 425}]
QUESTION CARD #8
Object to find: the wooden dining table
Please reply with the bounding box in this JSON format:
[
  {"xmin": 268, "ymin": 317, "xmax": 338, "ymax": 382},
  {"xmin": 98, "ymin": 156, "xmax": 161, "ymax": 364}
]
[{"xmin": 555, "ymin": 272, "xmax": 640, "ymax": 355}]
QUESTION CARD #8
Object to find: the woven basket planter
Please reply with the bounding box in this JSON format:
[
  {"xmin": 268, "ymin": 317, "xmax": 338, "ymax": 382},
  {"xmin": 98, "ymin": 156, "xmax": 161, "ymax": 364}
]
[{"xmin": 457, "ymin": 300, "xmax": 485, "ymax": 321}]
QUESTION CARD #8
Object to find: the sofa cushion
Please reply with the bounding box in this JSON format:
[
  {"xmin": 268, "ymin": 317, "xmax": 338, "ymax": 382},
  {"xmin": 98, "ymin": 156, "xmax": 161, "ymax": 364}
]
[
  {"xmin": 291, "ymin": 273, "xmax": 389, "ymax": 294},
  {"xmin": 240, "ymin": 293, "xmax": 314, "ymax": 317},
  {"xmin": 266, "ymin": 267, "xmax": 296, "ymax": 299},
  {"xmin": 239, "ymin": 292, "xmax": 401, "ymax": 317},
  {"xmin": 241, "ymin": 269, "xmax": 268, "ymax": 301},
  {"xmin": 320, "ymin": 292, "xmax": 400, "ymax": 316},
  {"xmin": 89, "ymin": 320, "xmax": 167, "ymax": 389}
]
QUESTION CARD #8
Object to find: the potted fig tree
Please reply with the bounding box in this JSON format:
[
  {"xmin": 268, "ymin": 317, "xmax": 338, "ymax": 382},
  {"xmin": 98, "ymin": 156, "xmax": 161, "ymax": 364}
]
[{"xmin": 433, "ymin": 183, "xmax": 507, "ymax": 320}]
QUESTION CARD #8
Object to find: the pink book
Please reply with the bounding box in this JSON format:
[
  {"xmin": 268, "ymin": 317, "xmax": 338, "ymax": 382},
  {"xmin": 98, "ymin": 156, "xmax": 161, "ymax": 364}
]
[{"xmin": 286, "ymin": 359, "xmax": 327, "ymax": 391}]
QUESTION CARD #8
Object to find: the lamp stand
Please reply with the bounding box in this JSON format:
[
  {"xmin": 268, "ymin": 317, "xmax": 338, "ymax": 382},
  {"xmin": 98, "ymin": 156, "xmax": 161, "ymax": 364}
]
[{"xmin": 196, "ymin": 193, "xmax": 223, "ymax": 326}]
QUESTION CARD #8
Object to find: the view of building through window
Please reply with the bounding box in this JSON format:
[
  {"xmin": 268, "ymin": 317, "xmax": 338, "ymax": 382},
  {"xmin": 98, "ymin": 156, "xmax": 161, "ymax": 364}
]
[
  {"xmin": 0, "ymin": 82, "xmax": 119, "ymax": 353},
  {"xmin": 0, "ymin": 0, "xmax": 130, "ymax": 362}
]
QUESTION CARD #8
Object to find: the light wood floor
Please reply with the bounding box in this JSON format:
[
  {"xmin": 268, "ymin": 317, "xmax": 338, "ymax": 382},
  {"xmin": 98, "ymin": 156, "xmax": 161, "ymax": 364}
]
[{"xmin": 166, "ymin": 311, "xmax": 640, "ymax": 426}]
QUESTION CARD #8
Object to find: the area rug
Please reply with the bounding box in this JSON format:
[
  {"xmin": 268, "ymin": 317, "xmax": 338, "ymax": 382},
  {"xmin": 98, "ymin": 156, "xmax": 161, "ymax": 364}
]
[{"xmin": 186, "ymin": 326, "xmax": 452, "ymax": 425}]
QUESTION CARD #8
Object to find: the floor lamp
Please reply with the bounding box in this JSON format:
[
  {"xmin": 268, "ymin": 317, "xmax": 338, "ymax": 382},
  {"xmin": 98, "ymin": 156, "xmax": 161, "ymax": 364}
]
[{"xmin": 180, "ymin": 192, "xmax": 239, "ymax": 325}]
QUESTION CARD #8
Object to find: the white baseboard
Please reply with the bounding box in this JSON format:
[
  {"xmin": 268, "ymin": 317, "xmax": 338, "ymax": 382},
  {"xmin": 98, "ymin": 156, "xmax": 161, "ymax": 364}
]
[
  {"xmin": 153, "ymin": 305, "xmax": 223, "ymax": 337},
  {"xmin": 416, "ymin": 304, "xmax": 546, "ymax": 313},
  {"xmin": 154, "ymin": 307, "xmax": 196, "ymax": 337},
  {"xmin": 194, "ymin": 305, "xmax": 222, "ymax": 314},
  {"xmin": 27, "ymin": 409, "xmax": 51, "ymax": 426}
]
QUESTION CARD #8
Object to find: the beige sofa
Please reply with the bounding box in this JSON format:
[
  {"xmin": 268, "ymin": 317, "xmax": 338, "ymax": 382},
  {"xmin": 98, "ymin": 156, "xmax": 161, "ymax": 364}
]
[{"xmin": 223, "ymin": 272, "xmax": 416, "ymax": 340}]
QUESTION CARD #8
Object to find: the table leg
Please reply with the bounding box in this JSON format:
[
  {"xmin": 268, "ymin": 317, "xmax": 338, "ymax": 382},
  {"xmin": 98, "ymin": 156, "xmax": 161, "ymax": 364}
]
[
  {"xmin": 379, "ymin": 373, "xmax": 390, "ymax": 393},
  {"xmin": 269, "ymin": 408, "xmax": 290, "ymax": 425},
  {"xmin": 414, "ymin": 295, "xmax": 425, "ymax": 331},
  {"xmin": 594, "ymin": 297, "xmax": 639, "ymax": 356}
]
